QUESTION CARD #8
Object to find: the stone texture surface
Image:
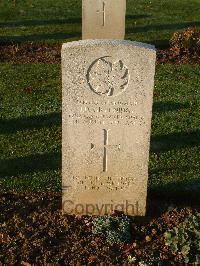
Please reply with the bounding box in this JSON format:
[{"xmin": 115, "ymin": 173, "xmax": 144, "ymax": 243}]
[
  {"xmin": 62, "ymin": 40, "xmax": 156, "ymax": 216},
  {"xmin": 82, "ymin": 0, "xmax": 126, "ymax": 40}
]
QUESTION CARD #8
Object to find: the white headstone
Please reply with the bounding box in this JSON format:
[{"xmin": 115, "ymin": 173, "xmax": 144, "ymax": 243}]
[
  {"xmin": 62, "ymin": 40, "xmax": 156, "ymax": 216},
  {"xmin": 82, "ymin": 0, "xmax": 126, "ymax": 40}
]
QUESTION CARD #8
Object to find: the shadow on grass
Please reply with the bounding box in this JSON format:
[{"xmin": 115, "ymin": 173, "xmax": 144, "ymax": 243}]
[
  {"xmin": 126, "ymin": 21, "xmax": 200, "ymax": 34},
  {"xmin": 148, "ymin": 39, "xmax": 169, "ymax": 48},
  {"xmin": 0, "ymin": 15, "xmax": 147, "ymax": 28},
  {"xmin": 153, "ymin": 101, "xmax": 190, "ymax": 113},
  {"xmin": 126, "ymin": 14, "xmax": 151, "ymax": 20},
  {"xmin": 151, "ymin": 130, "xmax": 200, "ymax": 153},
  {"xmin": 152, "ymin": 178, "xmax": 200, "ymax": 199},
  {"xmin": 0, "ymin": 152, "xmax": 61, "ymax": 178},
  {"xmin": 0, "ymin": 18, "xmax": 81, "ymax": 28},
  {"xmin": 126, "ymin": 37, "xmax": 169, "ymax": 49},
  {"xmin": 0, "ymin": 112, "xmax": 61, "ymax": 134},
  {"xmin": 147, "ymin": 178, "xmax": 200, "ymax": 216},
  {"xmin": 150, "ymin": 165, "xmax": 200, "ymax": 179},
  {"xmin": 0, "ymin": 32, "xmax": 80, "ymax": 43}
]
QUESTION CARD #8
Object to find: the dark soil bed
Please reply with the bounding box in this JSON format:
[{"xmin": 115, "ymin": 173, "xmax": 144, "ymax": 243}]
[
  {"xmin": 0, "ymin": 193, "xmax": 199, "ymax": 265},
  {"xmin": 0, "ymin": 43, "xmax": 61, "ymax": 64},
  {"xmin": 0, "ymin": 43, "xmax": 199, "ymax": 64}
]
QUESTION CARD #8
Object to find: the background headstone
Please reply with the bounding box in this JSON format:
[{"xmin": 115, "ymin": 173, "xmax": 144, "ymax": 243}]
[
  {"xmin": 62, "ymin": 40, "xmax": 156, "ymax": 216},
  {"xmin": 82, "ymin": 0, "xmax": 126, "ymax": 40}
]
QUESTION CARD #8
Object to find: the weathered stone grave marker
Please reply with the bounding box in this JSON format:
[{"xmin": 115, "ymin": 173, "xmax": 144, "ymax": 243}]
[
  {"xmin": 82, "ymin": 0, "xmax": 126, "ymax": 40},
  {"xmin": 62, "ymin": 40, "xmax": 156, "ymax": 216}
]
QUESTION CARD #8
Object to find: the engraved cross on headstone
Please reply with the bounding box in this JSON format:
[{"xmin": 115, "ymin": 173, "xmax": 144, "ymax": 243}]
[
  {"xmin": 91, "ymin": 129, "xmax": 121, "ymax": 172},
  {"xmin": 96, "ymin": 1, "xmax": 106, "ymax": 26}
]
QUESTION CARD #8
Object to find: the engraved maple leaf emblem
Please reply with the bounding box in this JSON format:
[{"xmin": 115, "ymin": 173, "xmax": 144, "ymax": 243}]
[{"xmin": 87, "ymin": 56, "xmax": 129, "ymax": 97}]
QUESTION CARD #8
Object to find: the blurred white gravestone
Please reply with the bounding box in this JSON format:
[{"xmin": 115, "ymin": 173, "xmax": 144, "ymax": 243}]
[
  {"xmin": 82, "ymin": 0, "xmax": 126, "ymax": 40},
  {"xmin": 62, "ymin": 40, "xmax": 156, "ymax": 216}
]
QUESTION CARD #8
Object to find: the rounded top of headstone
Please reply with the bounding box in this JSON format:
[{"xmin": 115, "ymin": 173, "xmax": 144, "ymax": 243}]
[{"xmin": 62, "ymin": 39, "xmax": 156, "ymax": 52}]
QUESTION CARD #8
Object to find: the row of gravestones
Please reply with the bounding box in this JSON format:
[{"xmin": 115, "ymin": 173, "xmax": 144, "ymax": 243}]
[{"xmin": 62, "ymin": 0, "xmax": 156, "ymax": 216}]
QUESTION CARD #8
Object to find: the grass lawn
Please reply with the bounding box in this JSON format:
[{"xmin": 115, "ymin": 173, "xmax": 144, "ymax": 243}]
[
  {"xmin": 0, "ymin": 0, "xmax": 199, "ymax": 47},
  {"xmin": 0, "ymin": 63, "xmax": 199, "ymax": 199}
]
